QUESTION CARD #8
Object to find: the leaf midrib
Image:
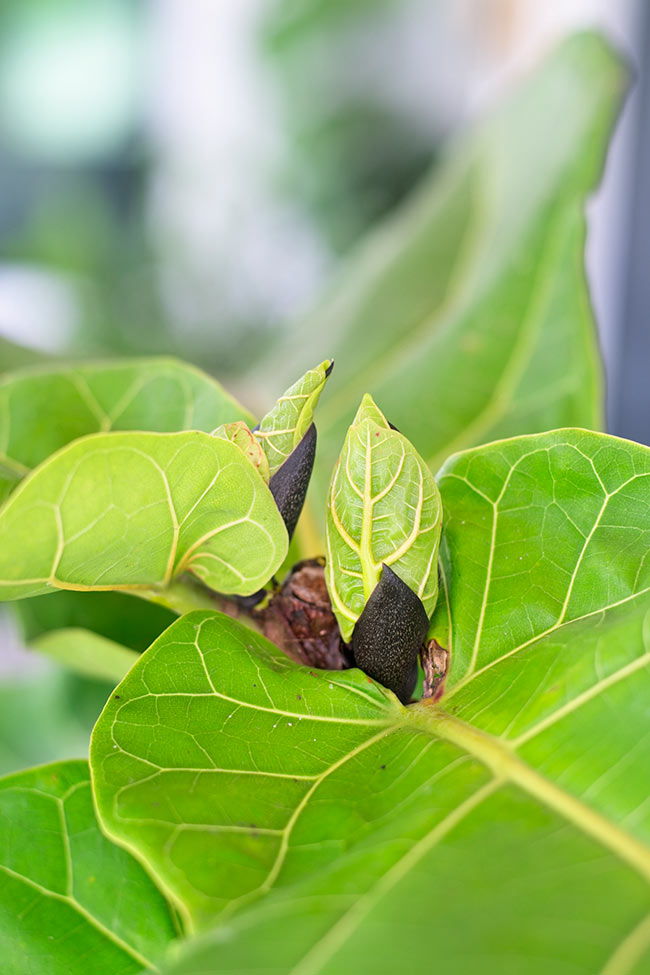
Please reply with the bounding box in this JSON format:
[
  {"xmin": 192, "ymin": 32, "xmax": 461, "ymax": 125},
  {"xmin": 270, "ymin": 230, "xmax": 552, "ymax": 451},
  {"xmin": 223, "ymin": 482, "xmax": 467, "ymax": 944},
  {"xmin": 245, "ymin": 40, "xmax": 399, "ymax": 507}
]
[
  {"xmin": 286, "ymin": 702, "xmax": 650, "ymax": 974},
  {"xmin": 411, "ymin": 704, "xmax": 650, "ymax": 881}
]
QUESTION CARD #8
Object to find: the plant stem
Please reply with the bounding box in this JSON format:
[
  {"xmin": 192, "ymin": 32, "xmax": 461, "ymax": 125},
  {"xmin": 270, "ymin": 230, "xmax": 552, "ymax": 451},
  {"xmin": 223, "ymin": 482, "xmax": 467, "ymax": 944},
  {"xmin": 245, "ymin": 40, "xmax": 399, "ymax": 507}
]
[{"xmin": 135, "ymin": 579, "xmax": 221, "ymax": 616}]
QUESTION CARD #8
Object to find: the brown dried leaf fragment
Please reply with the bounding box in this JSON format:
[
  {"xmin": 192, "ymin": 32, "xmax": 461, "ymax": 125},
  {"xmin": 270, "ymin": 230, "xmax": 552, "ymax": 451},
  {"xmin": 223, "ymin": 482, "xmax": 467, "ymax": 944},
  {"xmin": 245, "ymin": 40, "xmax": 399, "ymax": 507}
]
[
  {"xmin": 421, "ymin": 639, "xmax": 450, "ymax": 701},
  {"xmin": 260, "ymin": 558, "xmax": 350, "ymax": 669}
]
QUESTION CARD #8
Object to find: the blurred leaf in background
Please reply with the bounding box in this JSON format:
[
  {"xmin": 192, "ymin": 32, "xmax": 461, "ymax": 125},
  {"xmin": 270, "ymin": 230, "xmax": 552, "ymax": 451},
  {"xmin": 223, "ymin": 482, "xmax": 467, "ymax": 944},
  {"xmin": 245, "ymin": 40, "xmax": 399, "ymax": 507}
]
[
  {"xmin": 262, "ymin": 0, "xmax": 457, "ymax": 253},
  {"xmin": 259, "ymin": 33, "xmax": 624, "ymax": 514},
  {"xmin": 0, "ymin": 665, "xmax": 114, "ymax": 775}
]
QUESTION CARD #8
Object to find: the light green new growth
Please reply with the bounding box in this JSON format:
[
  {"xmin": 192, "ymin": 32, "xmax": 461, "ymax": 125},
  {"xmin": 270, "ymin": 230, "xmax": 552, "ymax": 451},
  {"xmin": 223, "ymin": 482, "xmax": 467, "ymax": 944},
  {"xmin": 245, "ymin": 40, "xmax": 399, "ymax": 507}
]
[
  {"xmin": 212, "ymin": 421, "xmax": 270, "ymax": 483},
  {"xmin": 325, "ymin": 393, "xmax": 442, "ymax": 642},
  {"xmin": 256, "ymin": 360, "xmax": 332, "ymax": 476}
]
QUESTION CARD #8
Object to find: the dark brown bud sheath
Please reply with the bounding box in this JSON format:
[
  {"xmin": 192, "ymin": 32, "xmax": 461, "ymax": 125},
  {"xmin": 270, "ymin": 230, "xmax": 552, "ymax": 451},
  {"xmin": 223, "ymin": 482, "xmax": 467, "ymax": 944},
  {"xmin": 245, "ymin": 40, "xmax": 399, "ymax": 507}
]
[
  {"xmin": 268, "ymin": 422, "xmax": 317, "ymax": 541},
  {"xmin": 351, "ymin": 564, "xmax": 429, "ymax": 704}
]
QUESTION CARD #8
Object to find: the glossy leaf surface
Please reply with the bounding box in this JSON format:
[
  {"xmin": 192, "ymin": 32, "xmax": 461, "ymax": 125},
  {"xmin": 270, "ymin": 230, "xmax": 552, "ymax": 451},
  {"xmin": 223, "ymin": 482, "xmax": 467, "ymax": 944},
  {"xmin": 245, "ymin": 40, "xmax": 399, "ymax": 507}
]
[
  {"xmin": 0, "ymin": 431, "xmax": 288, "ymax": 600},
  {"xmin": 326, "ymin": 395, "xmax": 441, "ymax": 641},
  {"xmin": 0, "ymin": 358, "xmax": 252, "ymax": 498},
  {"xmin": 0, "ymin": 760, "xmax": 176, "ymax": 974},
  {"xmin": 92, "ymin": 429, "xmax": 650, "ymax": 972},
  {"xmin": 260, "ymin": 34, "xmax": 625, "ymax": 512}
]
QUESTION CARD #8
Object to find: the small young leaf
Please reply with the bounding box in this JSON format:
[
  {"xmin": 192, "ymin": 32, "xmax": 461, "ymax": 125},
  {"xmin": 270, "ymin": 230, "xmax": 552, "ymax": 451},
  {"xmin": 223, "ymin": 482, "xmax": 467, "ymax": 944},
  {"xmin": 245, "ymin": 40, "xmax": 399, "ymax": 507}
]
[
  {"xmin": 325, "ymin": 394, "xmax": 442, "ymax": 642},
  {"xmin": 212, "ymin": 420, "xmax": 270, "ymax": 483},
  {"xmin": 0, "ymin": 760, "xmax": 176, "ymax": 974},
  {"xmin": 0, "ymin": 431, "xmax": 288, "ymax": 601},
  {"xmin": 256, "ymin": 360, "xmax": 332, "ymax": 476}
]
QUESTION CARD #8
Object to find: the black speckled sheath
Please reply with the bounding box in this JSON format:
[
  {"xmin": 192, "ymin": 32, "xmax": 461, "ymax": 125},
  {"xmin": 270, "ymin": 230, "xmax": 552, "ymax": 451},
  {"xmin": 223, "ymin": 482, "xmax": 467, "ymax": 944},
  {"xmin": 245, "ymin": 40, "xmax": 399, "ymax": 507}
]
[
  {"xmin": 269, "ymin": 422, "xmax": 317, "ymax": 541},
  {"xmin": 351, "ymin": 564, "xmax": 429, "ymax": 704}
]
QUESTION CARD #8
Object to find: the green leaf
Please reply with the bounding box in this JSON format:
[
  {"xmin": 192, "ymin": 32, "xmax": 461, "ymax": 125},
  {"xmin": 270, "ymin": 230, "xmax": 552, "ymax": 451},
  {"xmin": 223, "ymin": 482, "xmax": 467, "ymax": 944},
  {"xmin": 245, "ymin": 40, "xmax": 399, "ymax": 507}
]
[
  {"xmin": 325, "ymin": 394, "xmax": 441, "ymax": 641},
  {"xmin": 0, "ymin": 760, "xmax": 177, "ymax": 974},
  {"xmin": 256, "ymin": 360, "xmax": 332, "ymax": 476},
  {"xmin": 0, "ymin": 357, "xmax": 252, "ymax": 494},
  {"xmin": 0, "ymin": 431, "xmax": 288, "ymax": 601},
  {"xmin": 93, "ymin": 429, "xmax": 650, "ymax": 972},
  {"xmin": 261, "ymin": 33, "xmax": 625, "ymax": 511},
  {"xmin": 31, "ymin": 628, "xmax": 139, "ymax": 683},
  {"xmin": 90, "ymin": 611, "xmax": 400, "ymax": 931},
  {"xmin": 212, "ymin": 421, "xmax": 270, "ymax": 483}
]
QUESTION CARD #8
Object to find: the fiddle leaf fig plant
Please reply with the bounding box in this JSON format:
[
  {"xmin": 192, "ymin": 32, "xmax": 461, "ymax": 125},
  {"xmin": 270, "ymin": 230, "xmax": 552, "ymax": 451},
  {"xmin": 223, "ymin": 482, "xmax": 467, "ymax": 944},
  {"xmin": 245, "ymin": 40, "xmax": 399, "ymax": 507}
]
[{"xmin": 1, "ymin": 30, "xmax": 645, "ymax": 975}]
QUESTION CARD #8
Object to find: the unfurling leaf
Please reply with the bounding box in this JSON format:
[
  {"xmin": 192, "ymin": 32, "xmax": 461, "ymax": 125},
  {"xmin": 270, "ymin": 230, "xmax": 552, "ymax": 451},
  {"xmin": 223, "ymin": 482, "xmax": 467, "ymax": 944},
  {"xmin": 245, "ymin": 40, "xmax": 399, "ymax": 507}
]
[
  {"xmin": 0, "ymin": 431, "xmax": 288, "ymax": 601},
  {"xmin": 256, "ymin": 359, "xmax": 332, "ymax": 476},
  {"xmin": 325, "ymin": 394, "xmax": 442, "ymax": 644},
  {"xmin": 212, "ymin": 421, "xmax": 270, "ymax": 483}
]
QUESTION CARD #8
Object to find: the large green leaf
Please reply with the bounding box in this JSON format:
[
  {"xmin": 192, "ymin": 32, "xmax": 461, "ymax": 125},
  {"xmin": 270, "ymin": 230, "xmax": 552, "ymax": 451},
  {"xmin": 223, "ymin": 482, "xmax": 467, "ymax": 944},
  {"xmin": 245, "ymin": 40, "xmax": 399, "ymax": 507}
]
[
  {"xmin": 260, "ymin": 33, "xmax": 625, "ymax": 513},
  {"xmin": 0, "ymin": 358, "xmax": 252, "ymax": 498},
  {"xmin": 0, "ymin": 760, "xmax": 177, "ymax": 974},
  {"xmin": 92, "ymin": 429, "xmax": 650, "ymax": 972},
  {"xmin": 325, "ymin": 394, "xmax": 441, "ymax": 641},
  {"xmin": 0, "ymin": 431, "xmax": 288, "ymax": 601}
]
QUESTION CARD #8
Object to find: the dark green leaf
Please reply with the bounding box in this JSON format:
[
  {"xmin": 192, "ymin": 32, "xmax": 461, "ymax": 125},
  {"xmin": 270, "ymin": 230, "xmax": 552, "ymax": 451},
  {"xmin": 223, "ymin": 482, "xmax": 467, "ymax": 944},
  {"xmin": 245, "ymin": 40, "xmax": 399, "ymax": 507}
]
[{"xmin": 0, "ymin": 760, "xmax": 177, "ymax": 974}]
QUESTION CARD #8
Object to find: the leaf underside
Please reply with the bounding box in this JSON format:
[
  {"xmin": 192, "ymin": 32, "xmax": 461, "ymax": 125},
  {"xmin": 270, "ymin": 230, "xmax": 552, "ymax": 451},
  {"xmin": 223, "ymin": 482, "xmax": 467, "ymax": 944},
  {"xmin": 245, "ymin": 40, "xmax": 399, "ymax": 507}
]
[
  {"xmin": 0, "ymin": 431, "xmax": 288, "ymax": 601},
  {"xmin": 0, "ymin": 760, "xmax": 176, "ymax": 975},
  {"xmin": 91, "ymin": 428, "xmax": 650, "ymax": 973},
  {"xmin": 31, "ymin": 628, "xmax": 140, "ymax": 683}
]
